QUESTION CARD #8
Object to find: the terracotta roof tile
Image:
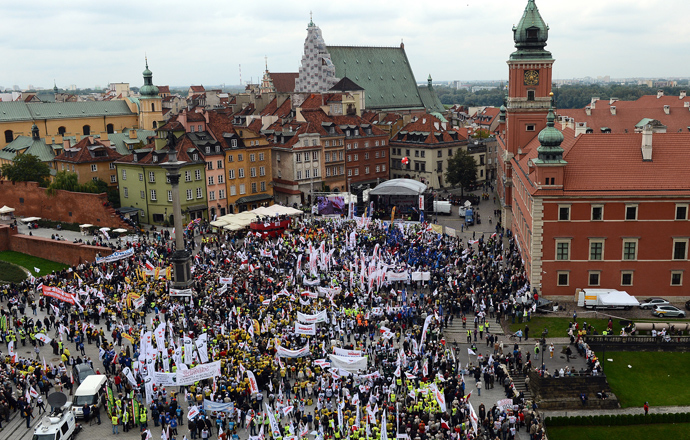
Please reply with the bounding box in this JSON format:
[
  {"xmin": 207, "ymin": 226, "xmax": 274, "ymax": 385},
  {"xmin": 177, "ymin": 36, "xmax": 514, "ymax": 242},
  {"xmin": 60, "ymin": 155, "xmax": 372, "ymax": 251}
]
[
  {"xmin": 269, "ymin": 73, "xmax": 298, "ymax": 93},
  {"xmin": 54, "ymin": 137, "xmax": 123, "ymax": 164}
]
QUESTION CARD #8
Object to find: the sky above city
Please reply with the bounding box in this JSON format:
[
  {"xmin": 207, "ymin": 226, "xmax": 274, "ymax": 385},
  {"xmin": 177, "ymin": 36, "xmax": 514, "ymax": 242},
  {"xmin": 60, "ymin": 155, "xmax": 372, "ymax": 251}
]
[{"xmin": 2, "ymin": 0, "xmax": 689, "ymax": 90}]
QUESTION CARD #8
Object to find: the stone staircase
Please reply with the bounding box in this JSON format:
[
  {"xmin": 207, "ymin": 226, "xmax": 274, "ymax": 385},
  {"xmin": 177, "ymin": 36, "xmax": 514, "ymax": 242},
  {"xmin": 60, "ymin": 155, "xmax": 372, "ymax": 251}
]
[
  {"xmin": 512, "ymin": 371, "xmax": 532, "ymax": 402},
  {"xmin": 442, "ymin": 315, "xmax": 505, "ymax": 345}
]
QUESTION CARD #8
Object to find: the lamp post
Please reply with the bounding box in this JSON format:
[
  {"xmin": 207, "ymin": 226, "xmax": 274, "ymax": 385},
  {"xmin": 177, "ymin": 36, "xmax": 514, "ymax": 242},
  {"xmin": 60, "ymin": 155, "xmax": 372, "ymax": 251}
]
[{"xmin": 160, "ymin": 134, "xmax": 193, "ymax": 290}]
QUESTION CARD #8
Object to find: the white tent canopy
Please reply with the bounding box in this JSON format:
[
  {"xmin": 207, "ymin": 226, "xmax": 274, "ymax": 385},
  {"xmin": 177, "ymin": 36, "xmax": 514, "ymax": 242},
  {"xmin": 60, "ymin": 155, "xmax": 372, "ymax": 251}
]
[
  {"xmin": 113, "ymin": 228, "xmax": 128, "ymax": 233},
  {"xmin": 79, "ymin": 224, "xmax": 94, "ymax": 228},
  {"xmin": 21, "ymin": 217, "xmax": 41, "ymax": 222},
  {"xmin": 369, "ymin": 178, "xmax": 427, "ymax": 196},
  {"xmin": 0, "ymin": 206, "xmax": 15, "ymax": 214}
]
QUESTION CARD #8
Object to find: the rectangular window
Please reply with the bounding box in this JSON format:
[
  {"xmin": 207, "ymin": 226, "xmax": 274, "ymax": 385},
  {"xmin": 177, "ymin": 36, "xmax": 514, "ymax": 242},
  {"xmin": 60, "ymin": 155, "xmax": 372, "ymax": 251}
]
[
  {"xmin": 557, "ymin": 272, "xmax": 569, "ymax": 286},
  {"xmin": 217, "ymin": 160, "xmax": 223, "ymax": 169},
  {"xmin": 250, "ymin": 167, "xmax": 257, "ymax": 177},
  {"xmin": 184, "ymin": 171, "xmax": 191, "ymax": 182},
  {"xmin": 588, "ymin": 271, "xmax": 600, "ymax": 286},
  {"xmin": 354, "ymin": 168, "xmax": 359, "ymax": 176},
  {"xmin": 140, "ymin": 190, "xmax": 145, "ymax": 199},
  {"xmin": 186, "ymin": 189, "xmax": 193, "ymax": 200},
  {"xmin": 196, "ymin": 188, "xmax": 202, "ymax": 199},
  {"xmin": 230, "ymin": 185, "xmax": 236, "ymax": 196},
  {"xmin": 239, "ymin": 184, "xmax": 246, "ymax": 195},
  {"xmin": 348, "ymin": 169, "xmax": 352, "ymax": 177},
  {"xmin": 448, "ymin": 149, "xmax": 453, "ymax": 157},
  {"xmin": 676, "ymin": 204, "xmax": 688, "ymax": 220},
  {"xmin": 526, "ymin": 124, "xmax": 535, "ymax": 131},
  {"xmin": 415, "ymin": 150, "xmax": 419, "ymax": 158},
  {"xmin": 621, "ymin": 271, "xmax": 633, "ymax": 286},
  {"xmin": 313, "ymin": 167, "xmax": 318, "ymax": 177},
  {"xmin": 339, "ymin": 165, "xmax": 344, "ymax": 175},
  {"xmin": 91, "ymin": 164, "xmax": 97, "ymax": 172},
  {"xmin": 558, "ymin": 205, "xmax": 570, "ymax": 221},
  {"xmin": 671, "ymin": 271, "xmax": 683, "ymax": 286},
  {"xmin": 305, "ymin": 169, "xmax": 310, "ymax": 179},
  {"xmin": 437, "ymin": 151, "xmax": 442, "ymax": 158},
  {"xmin": 259, "ymin": 166, "xmax": 265, "ymax": 176},
  {"xmin": 121, "ymin": 169, "xmax": 127, "ymax": 180},
  {"xmin": 209, "ymin": 191, "xmax": 215, "ymax": 200},
  {"xmin": 673, "ymin": 239, "xmax": 688, "ymax": 260},
  {"xmin": 229, "ymin": 169, "xmax": 235, "ymax": 179},
  {"xmin": 381, "ymin": 150, "xmax": 385, "ymax": 158},
  {"xmin": 219, "ymin": 190, "xmax": 225, "ymax": 199},
  {"xmin": 354, "ymin": 154, "xmax": 358, "ymax": 161},
  {"xmin": 228, "ymin": 155, "xmax": 234, "ymax": 162},
  {"xmin": 110, "ymin": 175, "xmax": 116, "ymax": 183},
  {"xmin": 381, "ymin": 140, "xmax": 385, "ymax": 146},
  {"xmin": 325, "ymin": 152, "xmax": 331, "ymax": 162},
  {"xmin": 217, "ymin": 175, "xmax": 224, "ymax": 184},
  {"xmin": 365, "ymin": 166, "xmax": 370, "ymax": 174},
  {"xmin": 195, "ymin": 170, "xmax": 201, "ymax": 180},
  {"xmin": 382, "ymin": 164, "xmax": 386, "ymax": 172},
  {"xmin": 138, "ymin": 173, "xmax": 143, "ymax": 181},
  {"xmin": 250, "ymin": 154, "xmax": 255, "ymax": 162},
  {"xmin": 207, "ymin": 162, "xmax": 213, "ymax": 170},
  {"xmin": 109, "ymin": 162, "xmax": 115, "ymax": 170},
  {"xmin": 589, "ymin": 240, "xmax": 603, "ymax": 260},
  {"xmin": 208, "ymin": 176, "xmax": 214, "ymax": 185},
  {"xmin": 556, "ymin": 241, "xmax": 570, "ymax": 260},
  {"xmin": 591, "ymin": 205, "xmax": 603, "ymax": 221},
  {"xmin": 376, "ymin": 165, "xmax": 380, "ymax": 173},
  {"xmin": 296, "ymin": 153, "xmax": 302, "ymax": 162},
  {"xmin": 148, "ymin": 171, "xmax": 155, "ymax": 183},
  {"xmin": 259, "ymin": 153, "xmax": 264, "ymax": 161},
  {"xmin": 312, "ymin": 151, "xmax": 318, "ymax": 161},
  {"xmin": 420, "ymin": 150, "xmax": 425, "ymax": 158},
  {"xmin": 354, "ymin": 143, "xmax": 358, "ymax": 149},
  {"xmin": 123, "ymin": 187, "xmax": 128, "ymax": 198},
  {"xmin": 297, "ymin": 171, "xmax": 302, "ymax": 180},
  {"xmin": 260, "ymin": 181, "xmax": 266, "ymax": 192},
  {"xmin": 304, "ymin": 152, "xmax": 310, "ymax": 162},
  {"xmin": 168, "ymin": 190, "xmax": 172, "ymax": 202},
  {"xmin": 364, "ymin": 153, "xmax": 369, "ymax": 160},
  {"xmin": 625, "ymin": 205, "xmax": 638, "ymax": 220},
  {"xmin": 251, "ymin": 182, "xmax": 257, "ymax": 193},
  {"xmin": 239, "ymin": 168, "xmax": 245, "ymax": 178},
  {"xmin": 347, "ymin": 143, "xmax": 351, "ymax": 150},
  {"xmin": 238, "ymin": 154, "xmax": 243, "ymax": 161},
  {"xmin": 623, "ymin": 240, "xmax": 638, "ymax": 260},
  {"xmin": 326, "ymin": 168, "xmax": 332, "ymax": 177},
  {"xmin": 150, "ymin": 189, "xmax": 157, "ymax": 201}
]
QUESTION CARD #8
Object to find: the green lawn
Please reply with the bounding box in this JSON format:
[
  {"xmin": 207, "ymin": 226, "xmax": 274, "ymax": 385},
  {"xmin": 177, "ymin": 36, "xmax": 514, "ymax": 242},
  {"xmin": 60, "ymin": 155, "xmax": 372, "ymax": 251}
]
[
  {"xmin": 0, "ymin": 251, "xmax": 68, "ymax": 276},
  {"xmin": 548, "ymin": 423, "xmax": 690, "ymax": 440},
  {"xmin": 597, "ymin": 352, "xmax": 690, "ymax": 408},
  {"xmin": 508, "ymin": 316, "xmax": 622, "ymax": 338},
  {"xmin": 0, "ymin": 261, "xmax": 27, "ymax": 283}
]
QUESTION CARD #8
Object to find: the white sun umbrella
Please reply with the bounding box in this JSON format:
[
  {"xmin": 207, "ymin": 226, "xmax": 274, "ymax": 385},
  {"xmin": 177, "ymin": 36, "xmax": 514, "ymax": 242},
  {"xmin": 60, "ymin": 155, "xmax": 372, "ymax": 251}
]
[
  {"xmin": 79, "ymin": 224, "xmax": 94, "ymax": 228},
  {"xmin": 99, "ymin": 227, "xmax": 111, "ymax": 232},
  {"xmin": 112, "ymin": 228, "xmax": 128, "ymax": 233},
  {"xmin": 0, "ymin": 205, "xmax": 15, "ymax": 214}
]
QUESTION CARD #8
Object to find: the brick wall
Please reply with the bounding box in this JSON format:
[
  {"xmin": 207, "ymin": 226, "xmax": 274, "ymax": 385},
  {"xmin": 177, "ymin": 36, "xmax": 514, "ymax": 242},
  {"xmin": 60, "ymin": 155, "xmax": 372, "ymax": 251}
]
[
  {"xmin": 0, "ymin": 225, "xmax": 112, "ymax": 266},
  {"xmin": 0, "ymin": 181, "xmax": 129, "ymax": 229}
]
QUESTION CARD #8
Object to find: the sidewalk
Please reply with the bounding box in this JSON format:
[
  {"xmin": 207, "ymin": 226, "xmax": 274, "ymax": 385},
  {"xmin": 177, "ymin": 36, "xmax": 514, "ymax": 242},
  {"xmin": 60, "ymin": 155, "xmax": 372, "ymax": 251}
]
[{"xmin": 542, "ymin": 405, "xmax": 690, "ymax": 418}]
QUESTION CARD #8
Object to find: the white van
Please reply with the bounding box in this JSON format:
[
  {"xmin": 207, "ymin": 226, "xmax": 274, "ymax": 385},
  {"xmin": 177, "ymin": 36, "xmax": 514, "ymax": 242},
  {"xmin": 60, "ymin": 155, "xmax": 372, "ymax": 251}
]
[{"xmin": 71, "ymin": 375, "xmax": 107, "ymax": 419}]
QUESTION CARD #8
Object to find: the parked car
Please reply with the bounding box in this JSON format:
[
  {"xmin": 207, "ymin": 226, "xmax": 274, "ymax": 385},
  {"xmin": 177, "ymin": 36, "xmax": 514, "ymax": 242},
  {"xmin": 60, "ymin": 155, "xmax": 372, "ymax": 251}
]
[
  {"xmin": 639, "ymin": 298, "xmax": 670, "ymax": 310},
  {"xmin": 72, "ymin": 364, "xmax": 95, "ymax": 386},
  {"xmin": 652, "ymin": 305, "xmax": 686, "ymax": 318}
]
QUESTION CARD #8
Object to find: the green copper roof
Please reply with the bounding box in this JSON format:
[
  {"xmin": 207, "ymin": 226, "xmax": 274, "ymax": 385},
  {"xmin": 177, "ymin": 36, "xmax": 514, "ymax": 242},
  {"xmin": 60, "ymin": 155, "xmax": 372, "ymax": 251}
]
[
  {"xmin": 327, "ymin": 45, "xmax": 425, "ymax": 110},
  {"xmin": 0, "ymin": 136, "xmax": 57, "ymax": 162},
  {"xmin": 140, "ymin": 60, "xmax": 159, "ymax": 97},
  {"xmin": 535, "ymin": 95, "xmax": 566, "ymax": 164},
  {"xmin": 0, "ymin": 100, "xmax": 135, "ymax": 123},
  {"xmin": 510, "ymin": 0, "xmax": 552, "ymax": 61},
  {"xmin": 419, "ymin": 86, "xmax": 445, "ymax": 113},
  {"xmin": 108, "ymin": 129, "xmax": 156, "ymax": 155}
]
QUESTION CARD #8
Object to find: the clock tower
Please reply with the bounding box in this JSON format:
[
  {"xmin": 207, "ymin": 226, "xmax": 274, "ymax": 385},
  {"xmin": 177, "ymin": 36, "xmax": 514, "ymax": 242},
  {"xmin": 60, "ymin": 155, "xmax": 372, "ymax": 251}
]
[{"xmin": 505, "ymin": 0, "xmax": 554, "ymax": 156}]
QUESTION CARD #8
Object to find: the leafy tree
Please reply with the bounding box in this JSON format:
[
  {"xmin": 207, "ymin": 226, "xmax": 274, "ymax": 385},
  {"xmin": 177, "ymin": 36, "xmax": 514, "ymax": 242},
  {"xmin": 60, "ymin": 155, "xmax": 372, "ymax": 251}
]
[
  {"xmin": 0, "ymin": 153, "xmax": 51, "ymax": 186},
  {"xmin": 47, "ymin": 171, "xmax": 80, "ymax": 194},
  {"xmin": 445, "ymin": 149, "xmax": 477, "ymax": 196}
]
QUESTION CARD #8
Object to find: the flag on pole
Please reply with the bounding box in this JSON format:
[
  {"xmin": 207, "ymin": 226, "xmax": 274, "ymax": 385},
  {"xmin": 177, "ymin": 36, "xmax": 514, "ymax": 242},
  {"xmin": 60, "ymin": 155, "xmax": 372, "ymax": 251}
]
[{"xmin": 34, "ymin": 267, "xmax": 40, "ymax": 273}]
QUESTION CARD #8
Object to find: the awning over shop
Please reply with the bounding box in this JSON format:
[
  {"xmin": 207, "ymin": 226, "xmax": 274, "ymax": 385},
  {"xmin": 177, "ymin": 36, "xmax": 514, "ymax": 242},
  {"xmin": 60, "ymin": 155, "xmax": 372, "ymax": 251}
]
[{"xmin": 235, "ymin": 194, "xmax": 273, "ymax": 205}]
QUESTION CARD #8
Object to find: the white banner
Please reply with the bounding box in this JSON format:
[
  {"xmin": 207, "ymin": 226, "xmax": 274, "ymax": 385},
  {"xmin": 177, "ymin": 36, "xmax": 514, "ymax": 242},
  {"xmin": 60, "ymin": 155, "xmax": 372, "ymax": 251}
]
[
  {"xmin": 219, "ymin": 277, "xmax": 233, "ymax": 284},
  {"xmin": 333, "ymin": 347, "xmax": 362, "ymax": 358},
  {"xmin": 246, "ymin": 370, "xmax": 259, "ymax": 394},
  {"xmin": 297, "ymin": 310, "xmax": 327, "ymax": 324},
  {"xmin": 276, "ymin": 343, "xmax": 310, "ymax": 358},
  {"xmin": 302, "ymin": 278, "xmax": 320, "ymax": 287},
  {"xmin": 184, "ymin": 337, "xmax": 194, "ymax": 365},
  {"xmin": 386, "ymin": 272, "xmax": 409, "ymax": 282},
  {"xmin": 195, "ymin": 333, "xmax": 209, "ymax": 364},
  {"xmin": 176, "ymin": 360, "xmax": 221, "ymax": 385},
  {"xmin": 152, "ymin": 371, "xmax": 178, "ymax": 386},
  {"xmin": 170, "ymin": 288, "xmax": 193, "ymax": 297},
  {"xmin": 295, "ymin": 323, "xmax": 316, "ymax": 335},
  {"xmin": 446, "ymin": 227, "xmax": 456, "ymax": 237},
  {"xmin": 95, "ymin": 247, "xmax": 134, "ymax": 264},
  {"xmin": 428, "ymin": 383, "xmax": 447, "ymax": 412},
  {"xmin": 329, "ymin": 354, "xmax": 368, "ymax": 371},
  {"xmin": 35, "ymin": 333, "xmax": 52, "ymax": 343}
]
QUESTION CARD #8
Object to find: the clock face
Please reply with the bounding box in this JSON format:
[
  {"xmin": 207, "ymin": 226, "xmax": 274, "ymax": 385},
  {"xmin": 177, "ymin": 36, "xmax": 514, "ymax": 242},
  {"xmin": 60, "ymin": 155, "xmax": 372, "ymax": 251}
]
[{"xmin": 524, "ymin": 70, "xmax": 539, "ymax": 86}]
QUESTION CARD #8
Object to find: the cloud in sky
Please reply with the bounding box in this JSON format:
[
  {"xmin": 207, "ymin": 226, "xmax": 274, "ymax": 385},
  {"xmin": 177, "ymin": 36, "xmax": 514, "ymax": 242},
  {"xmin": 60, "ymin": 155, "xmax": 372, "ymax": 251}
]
[{"xmin": 1, "ymin": 0, "xmax": 689, "ymax": 90}]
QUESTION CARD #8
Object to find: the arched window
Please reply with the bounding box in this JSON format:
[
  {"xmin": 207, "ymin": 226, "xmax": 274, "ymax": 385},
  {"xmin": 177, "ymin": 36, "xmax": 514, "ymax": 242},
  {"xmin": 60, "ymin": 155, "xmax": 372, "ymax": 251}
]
[
  {"xmin": 106, "ymin": 124, "xmax": 114, "ymax": 134},
  {"xmin": 58, "ymin": 126, "xmax": 66, "ymax": 136},
  {"xmin": 82, "ymin": 125, "xmax": 91, "ymax": 136},
  {"xmin": 4, "ymin": 130, "xmax": 13, "ymax": 143},
  {"xmin": 151, "ymin": 103, "xmax": 155, "ymax": 112},
  {"xmin": 152, "ymin": 121, "xmax": 157, "ymax": 129}
]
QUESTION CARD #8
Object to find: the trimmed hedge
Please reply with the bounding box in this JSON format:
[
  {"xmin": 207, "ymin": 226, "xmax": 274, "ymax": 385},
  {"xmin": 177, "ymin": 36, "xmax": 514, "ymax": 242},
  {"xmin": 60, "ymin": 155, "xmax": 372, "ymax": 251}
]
[
  {"xmin": 545, "ymin": 412, "xmax": 690, "ymax": 427},
  {"xmin": 37, "ymin": 219, "xmax": 81, "ymax": 232}
]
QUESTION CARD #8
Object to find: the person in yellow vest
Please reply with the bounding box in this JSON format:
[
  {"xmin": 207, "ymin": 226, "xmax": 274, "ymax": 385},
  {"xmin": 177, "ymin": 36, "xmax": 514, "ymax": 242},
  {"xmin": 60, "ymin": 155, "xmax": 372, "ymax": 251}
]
[{"xmin": 112, "ymin": 413, "xmax": 119, "ymax": 434}]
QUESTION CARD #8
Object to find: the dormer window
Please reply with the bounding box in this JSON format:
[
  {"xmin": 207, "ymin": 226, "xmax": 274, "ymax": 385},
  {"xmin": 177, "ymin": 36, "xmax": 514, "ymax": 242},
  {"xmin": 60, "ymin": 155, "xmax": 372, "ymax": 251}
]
[
  {"xmin": 526, "ymin": 27, "xmax": 539, "ymax": 41},
  {"xmin": 206, "ymin": 147, "xmax": 210, "ymax": 154},
  {"xmin": 231, "ymin": 139, "xmax": 238, "ymax": 148},
  {"xmin": 153, "ymin": 155, "xmax": 158, "ymax": 163},
  {"xmin": 193, "ymin": 154, "xmax": 198, "ymax": 160}
]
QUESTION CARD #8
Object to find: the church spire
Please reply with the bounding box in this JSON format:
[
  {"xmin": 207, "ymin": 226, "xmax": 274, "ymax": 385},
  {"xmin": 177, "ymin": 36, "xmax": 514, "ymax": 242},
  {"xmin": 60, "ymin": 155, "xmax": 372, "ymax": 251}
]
[
  {"xmin": 511, "ymin": 0, "xmax": 551, "ymax": 60},
  {"xmin": 535, "ymin": 93, "xmax": 566, "ymax": 164}
]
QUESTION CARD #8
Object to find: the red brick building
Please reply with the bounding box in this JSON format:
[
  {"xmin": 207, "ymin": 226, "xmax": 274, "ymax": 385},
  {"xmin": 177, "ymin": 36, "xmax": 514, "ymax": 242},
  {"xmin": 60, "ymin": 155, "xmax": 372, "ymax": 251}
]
[{"xmin": 497, "ymin": 0, "xmax": 690, "ymax": 297}]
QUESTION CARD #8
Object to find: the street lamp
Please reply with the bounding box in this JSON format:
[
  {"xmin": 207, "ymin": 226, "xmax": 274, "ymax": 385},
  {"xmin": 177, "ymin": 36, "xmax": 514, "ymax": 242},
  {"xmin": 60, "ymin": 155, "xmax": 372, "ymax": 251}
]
[{"xmin": 160, "ymin": 133, "xmax": 193, "ymax": 290}]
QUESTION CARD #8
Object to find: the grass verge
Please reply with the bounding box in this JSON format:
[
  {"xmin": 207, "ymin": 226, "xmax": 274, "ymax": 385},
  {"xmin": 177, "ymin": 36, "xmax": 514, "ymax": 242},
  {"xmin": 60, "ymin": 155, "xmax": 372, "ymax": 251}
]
[
  {"xmin": 548, "ymin": 423, "xmax": 690, "ymax": 440},
  {"xmin": 0, "ymin": 261, "xmax": 27, "ymax": 283},
  {"xmin": 0, "ymin": 251, "xmax": 68, "ymax": 276},
  {"xmin": 597, "ymin": 351, "xmax": 690, "ymax": 408}
]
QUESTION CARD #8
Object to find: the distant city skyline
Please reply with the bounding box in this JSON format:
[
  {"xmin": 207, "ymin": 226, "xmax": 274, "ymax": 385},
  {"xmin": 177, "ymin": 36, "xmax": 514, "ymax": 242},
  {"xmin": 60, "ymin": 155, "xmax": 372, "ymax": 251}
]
[{"xmin": 2, "ymin": 0, "xmax": 690, "ymax": 91}]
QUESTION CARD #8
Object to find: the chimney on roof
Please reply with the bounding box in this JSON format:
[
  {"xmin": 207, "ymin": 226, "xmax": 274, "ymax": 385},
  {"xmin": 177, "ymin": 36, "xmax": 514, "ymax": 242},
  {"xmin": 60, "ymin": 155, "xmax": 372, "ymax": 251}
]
[
  {"xmin": 129, "ymin": 129, "xmax": 138, "ymax": 139},
  {"xmin": 609, "ymin": 97, "xmax": 619, "ymax": 105},
  {"xmin": 664, "ymin": 105, "xmax": 670, "ymax": 115},
  {"xmin": 575, "ymin": 122, "xmax": 588, "ymax": 137},
  {"xmin": 610, "ymin": 106, "xmax": 616, "ymax": 115},
  {"xmin": 680, "ymin": 90, "xmax": 687, "ymax": 99},
  {"xmin": 641, "ymin": 124, "xmax": 653, "ymax": 161},
  {"xmin": 585, "ymin": 106, "xmax": 591, "ymax": 116},
  {"xmin": 657, "ymin": 90, "xmax": 664, "ymax": 99},
  {"xmin": 590, "ymin": 97, "xmax": 598, "ymax": 109}
]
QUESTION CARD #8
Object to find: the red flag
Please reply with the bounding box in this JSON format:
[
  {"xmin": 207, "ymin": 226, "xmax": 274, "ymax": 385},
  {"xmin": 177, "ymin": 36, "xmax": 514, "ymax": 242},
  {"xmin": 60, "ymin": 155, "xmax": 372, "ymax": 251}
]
[{"xmin": 440, "ymin": 419, "xmax": 450, "ymax": 430}]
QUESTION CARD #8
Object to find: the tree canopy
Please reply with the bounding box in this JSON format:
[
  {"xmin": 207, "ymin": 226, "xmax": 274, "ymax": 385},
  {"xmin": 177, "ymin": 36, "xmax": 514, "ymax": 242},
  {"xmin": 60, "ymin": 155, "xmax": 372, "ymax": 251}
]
[
  {"xmin": 0, "ymin": 154, "xmax": 51, "ymax": 186},
  {"xmin": 47, "ymin": 171, "xmax": 119, "ymax": 207},
  {"xmin": 445, "ymin": 149, "xmax": 477, "ymax": 195}
]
